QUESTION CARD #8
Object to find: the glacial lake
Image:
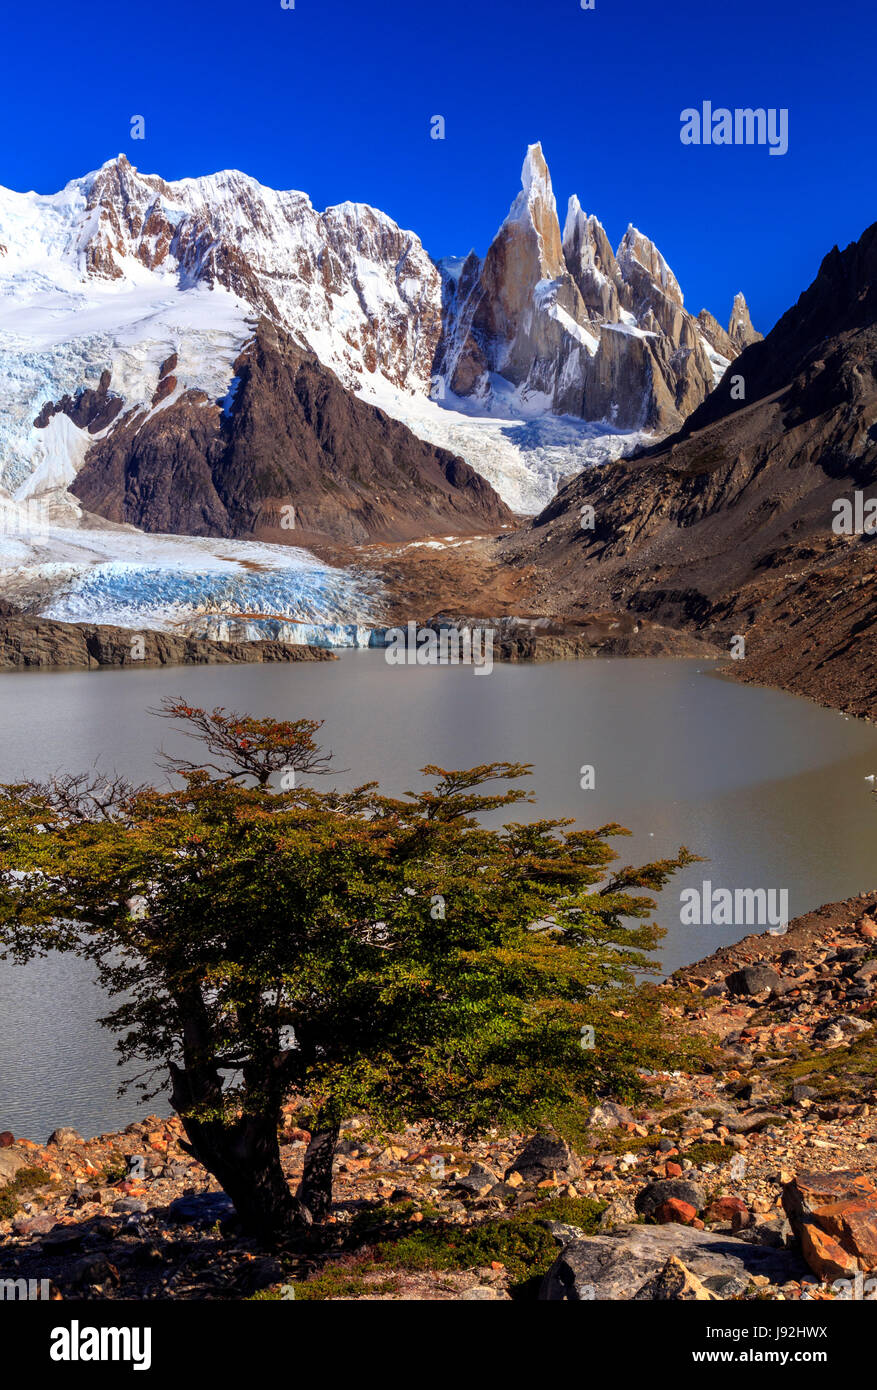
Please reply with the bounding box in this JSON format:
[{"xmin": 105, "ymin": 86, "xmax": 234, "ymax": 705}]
[{"xmin": 1, "ymin": 651, "xmax": 876, "ymax": 1141}]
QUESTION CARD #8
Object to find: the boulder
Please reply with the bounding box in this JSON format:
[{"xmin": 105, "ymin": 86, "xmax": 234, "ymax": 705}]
[
  {"xmin": 635, "ymin": 1178, "xmax": 706, "ymax": 1221},
  {"xmin": 598, "ymin": 1194, "xmax": 638, "ymax": 1230},
  {"xmin": 583, "ymin": 1102, "xmax": 634, "ymax": 1130},
  {"xmin": 703, "ymin": 1196, "xmax": 751, "ymax": 1231},
  {"xmin": 168, "ymin": 1192, "xmax": 236, "ymax": 1227},
  {"xmin": 113, "ymin": 1197, "xmax": 149, "ymax": 1215},
  {"xmin": 0, "ymin": 1148, "xmax": 31, "ymax": 1188},
  {"xmin": 799, "ymin": 1222, "xmax": 859, "ymax": 1280},
  {"xmin": 505, "ymin": 1135, "xmax": 581, "ymax": 1184},
  {"xmin": 721, "ymin": 1111, "xmax": 786, "ymax": 1135},
  {"xmin": 743, "ymin": 1217, "xmax": 792, "ymax": 1248},
  {"xmin": 455, "ymin": 1163, "xmax": 499, "ymax": 1197},
  {"xmin": 791, "ymin": 1083, "xmax": 817, "ymax": 1103},
  {"xmin": 46, "ymin": 1128, "xmax": 85, "ymax": 1148},
  {"xmin": 813, "ymin": 1016, "xmax": 869, "ymax": 1045},
  {"xmin": 782, "ymin": 1171, "xmax": 877, "ymax": 1225},
  {"xmin": 725, "ymin": 965, "xmax": 782, "ymax": 997},
  {"xmin": 541, "ymin": 1220, "xmax": 588, "ymax": 1245},
  {"xmin": 782, "ymin": 1171, "xmax": 877, "ymax": 1277},
  {"xmin": 69, "ymin": 1255, "xmax": 120, "ymax": 1288},
  {"xmin": 42, "ymin": 1224, "xmax": 85, "ymax": 1253},
  {"xmin": 539, "ymin": 1224, "xmax": 806, "ymax": 1300},
  {"xmin": 655, "ymin": 1198, "xmax": 698, "ymax": 1226},
  {"xmin": 12, "ymin": 1212, "xmax": 54, "ymax": 1236}
]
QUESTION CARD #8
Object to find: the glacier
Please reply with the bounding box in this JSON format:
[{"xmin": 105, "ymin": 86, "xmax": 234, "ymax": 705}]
[{"xmin": 0, "ymin": 516, "xmax": 384, "ymax": 647}]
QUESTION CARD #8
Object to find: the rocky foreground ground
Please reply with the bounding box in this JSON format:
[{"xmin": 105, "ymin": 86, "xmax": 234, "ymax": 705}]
[{"xmin": 3, "ymin": 890, "xmax": 877, "ymax": 1301}]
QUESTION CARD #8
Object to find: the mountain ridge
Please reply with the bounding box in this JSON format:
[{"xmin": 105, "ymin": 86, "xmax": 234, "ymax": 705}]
[
  {"xmin": 435, "ymin": 143, "xmax": 760, "ymax": 433},
  {"xmin": 498, "ymin": 217, "xmax": 877, "ymax": 716},
  {"xmin": 0, "ymin": 145, "xmax": 759, "ymax": 517}
]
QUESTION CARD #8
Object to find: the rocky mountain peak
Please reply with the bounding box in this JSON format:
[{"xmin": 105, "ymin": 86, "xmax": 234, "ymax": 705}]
[
  {"xmin": 519, "ymin": 141, "xmax": 552, "ymax": 198},
  {"xmin": 434, "ymin": 143, "xmax": 757, "ymax": 432},
  {"xmin": 562, "ymin": 197, "xmax": 623, "ymax": 321},
  {"xmin": 503, "ymin": 141, "xmax": 566, "ymax": 281},
  {"xmin": 616, "ymin": 225, "xmax": 684, "ymax": 307},
  {"xmin": 79, "ymin": 157, "xmax": 178, "ymax": 279},
  {"xmin": 501, "ymin": 215, "xmax": 877, "ymax": 717},
  {"xmin": 0, "ymin": 147, "xmax": 762, "ymax": 524},
  {"xmin": 696, "ymin": 307, "xmax": 736, "ymax": 360},
  {"xmin": 728, "ymin": 291, "xmax": 761, "ymax": 349}
]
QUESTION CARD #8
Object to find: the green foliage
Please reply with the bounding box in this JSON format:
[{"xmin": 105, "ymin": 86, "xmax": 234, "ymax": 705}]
[
  {"xmin": 684, "ymin": 1141, "xmax": 736, "ymax": 1167},
  {"xmin": 371, "ymin": 1194, "xmax": 607, "ymax": 1287},
  {"xmin": 0, "ymin": 1166, "xmax": 51, "ymax": 1219},
  {"xmin": 253, "ymin": 1264, "xmax": 401, "ymax": 1301},
  {"xmin": 278, "ymin": 1195, "xmax": 608, "ymax": 1299},
  {"xmin": 772, "ymin": 1033, "xmax": 877, "ymax": 1103},
  {"xmin": 0, "ymin": 698, "xmax": 700, "ymax": 1163}
]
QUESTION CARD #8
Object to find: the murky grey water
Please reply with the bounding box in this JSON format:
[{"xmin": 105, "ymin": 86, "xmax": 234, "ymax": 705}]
[{"xmin": 1, "ymin": 653, "xmax": 876, "ymax": 1139}]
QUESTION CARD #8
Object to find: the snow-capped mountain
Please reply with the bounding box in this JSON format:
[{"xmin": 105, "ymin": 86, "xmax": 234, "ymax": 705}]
[
  {"xmin": 1, "ymin": 154, "xmax": 439, "ymax": 391},
  {"xmin": 0, "ymin": 146, "xmax": 758, "ymax": 515},
  {"xmin": 435, "ymin": 143, "xmax": 760, "ymax": 432},
  {"xmin": 0, "ymin": 147, "xmax": 759, "ymax": 642},
  {"xmin": 0, "ymin": 153, "xmax": 441, "ymax": 497}
]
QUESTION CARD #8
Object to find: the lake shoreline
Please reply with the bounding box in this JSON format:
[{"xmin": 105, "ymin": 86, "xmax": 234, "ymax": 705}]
[
  {"xmin": 2, "ymin": 650, "xmax": 876, "ymax": 1142},
  {"xmin": 4, "ymin": 889, "xmax": 877, "ymax": 1300},
  {"xmin": 3, "ymin": 609, "xmax": 873, "ymax": 733}
]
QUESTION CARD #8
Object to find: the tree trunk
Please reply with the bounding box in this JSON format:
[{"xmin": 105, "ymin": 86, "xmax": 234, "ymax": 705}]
[
  {"xmin": 297, "ymin": 1123, "xmax": 340, "ymax": 1220},
  {"xmin": 170, "ymin": 1062, "xmax": 310, "ymax": 1244}
]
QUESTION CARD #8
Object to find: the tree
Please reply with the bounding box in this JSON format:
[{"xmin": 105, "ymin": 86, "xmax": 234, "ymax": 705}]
[{"xmin": 0, "ymin": 699, "xmax": 699, "ymax": 1242}]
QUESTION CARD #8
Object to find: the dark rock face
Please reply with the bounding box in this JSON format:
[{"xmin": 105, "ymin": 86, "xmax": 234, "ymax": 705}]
[
  {"xmin": 500, "ymin": 219, "xmax": 877, "ymax": 717},
  {"xmin": 33, "ymin": 368, "xmax": 124, "ymax": 434},
  {"xmin": 0, "ymin": 614, "xmax": 337, "ymax": 671},
  {"xmin": 70, "ymin": 321, "xmax": 511, "ymax": 544},
  {"xmin": 686, "ymin": 222, "xmax": 877, "ymax": 436}
]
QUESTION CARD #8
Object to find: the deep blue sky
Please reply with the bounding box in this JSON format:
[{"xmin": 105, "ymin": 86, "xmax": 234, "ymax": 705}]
[{"xmin": 2, "ymin": 0, "xmax": 873, "ymax": 333}]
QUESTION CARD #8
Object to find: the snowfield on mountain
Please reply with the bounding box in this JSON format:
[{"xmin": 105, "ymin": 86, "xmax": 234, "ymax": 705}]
[{"xmin": 0, "ymin": 146, "xmax": 758, "ymax": 639}]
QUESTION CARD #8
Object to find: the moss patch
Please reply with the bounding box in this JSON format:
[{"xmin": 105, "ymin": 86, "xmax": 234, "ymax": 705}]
[
  {"xmin": 369, "ymin": 1193, "xmax": 607, "ymax": 1297},
  {"xmin": 683, "ymin": 1141, "xmax": 736, "ymax": 1167},
  {"xmin": 253, "ymin": 1263, "xmax": 401, "ymax": 1301},
  {"xmin": 258, "ymin": 1194, "xmax": 607, "ymax": 1301},
  {"xmin": 0, "ymin": 1166, "xmax": 52, "ymax": 1220},
  {"xmin": 771, "ymin": 1033, "xmax": 877, "ymax": 1103}
]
